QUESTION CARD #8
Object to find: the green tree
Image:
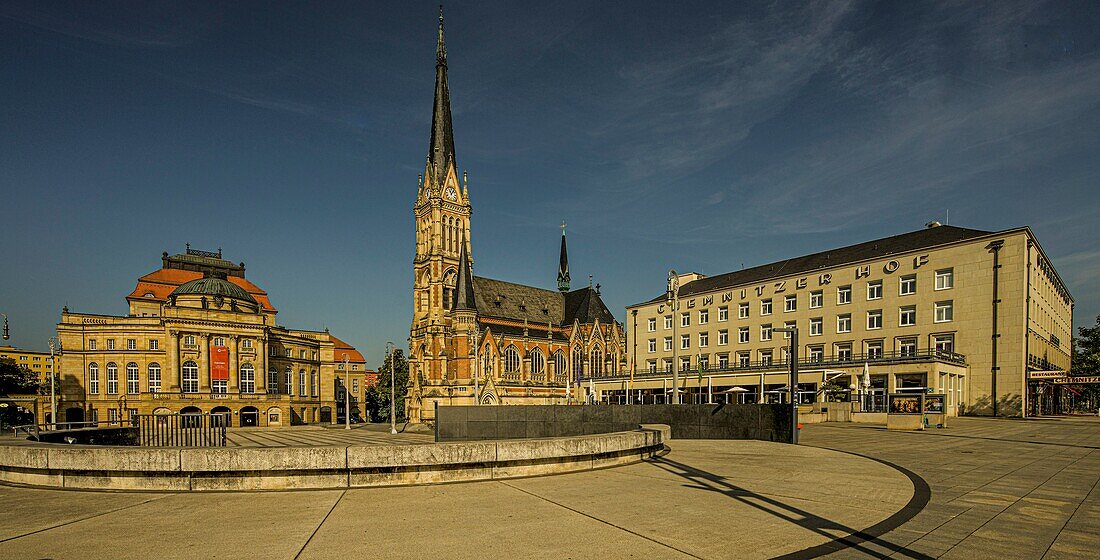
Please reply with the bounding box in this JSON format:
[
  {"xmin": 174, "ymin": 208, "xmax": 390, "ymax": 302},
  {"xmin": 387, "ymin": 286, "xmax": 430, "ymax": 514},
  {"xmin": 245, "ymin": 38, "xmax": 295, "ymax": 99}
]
[
  {"xmin": 1072, "ymin": 314, "xmax": 1100, "ymax": 377},
  {"xmin": 372, "ymin": 349, "xmax": 409, "ymax": 424},
  {"xmin": 0, "ymin": 358, "xmax": 41, "ymax": 394}
]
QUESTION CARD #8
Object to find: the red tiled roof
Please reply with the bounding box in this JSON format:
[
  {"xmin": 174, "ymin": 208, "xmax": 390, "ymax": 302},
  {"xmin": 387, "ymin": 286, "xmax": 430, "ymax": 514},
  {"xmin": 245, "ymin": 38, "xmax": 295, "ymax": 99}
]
[
  {"xmin": 126, "ymin": 268, "xmax": 276, "ymax": 312},
  {"xmin": 330, "ymin": 334, "xmax": 366, "ymax": 364}
]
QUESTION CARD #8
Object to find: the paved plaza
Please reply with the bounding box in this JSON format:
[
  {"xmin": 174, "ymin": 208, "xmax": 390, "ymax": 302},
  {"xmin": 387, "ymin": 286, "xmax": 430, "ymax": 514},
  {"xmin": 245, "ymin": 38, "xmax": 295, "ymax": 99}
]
[{"xmin": 0, "ymin": 417, "xmax": 1097, "ymax": 559}]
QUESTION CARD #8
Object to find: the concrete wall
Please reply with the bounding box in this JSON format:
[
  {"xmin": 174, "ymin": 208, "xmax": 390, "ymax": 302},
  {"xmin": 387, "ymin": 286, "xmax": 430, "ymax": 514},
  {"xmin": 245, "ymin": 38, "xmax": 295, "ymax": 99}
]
[
  {"xmin": 0, "ymin": 429, "xmax": 663, "ymax": 492},
  {"xmin": 435, "ymin": 404, "xmax": 793, "ymax": 443}
]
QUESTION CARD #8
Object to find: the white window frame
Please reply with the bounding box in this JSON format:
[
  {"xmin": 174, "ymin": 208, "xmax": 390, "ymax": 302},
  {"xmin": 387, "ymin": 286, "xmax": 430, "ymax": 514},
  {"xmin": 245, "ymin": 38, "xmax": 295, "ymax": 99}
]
[
  {"xmin": 934, "ymin": 300, "xmax": 954, "ymax": 323},
  {"xmin": 809, "ymin": 291, "xmax": 823, "ymax": 309},
  {"xmin": 783, "ymin": 321, "xmax": 795, "ymax": 339},
  {"xmin": 760, "ymin": 324, "xmax": 773, "ymax": 342},
  {"xmin": 738, "ymin": 302, "xmax": 750, "ymax": 319},
  {"xmin": 899, "ymin": 338, "xmax": 918, "ymax": 356},
  {"xmin": 148, "ymin": 363, "xmax": 161, "ymax": 393},
  {"xmin": 664, "ymin": 337, "xmax": 673, "ymax": 352},
  {"xmin": 784, "ymin": 295, "xmax": 797, "ymax": 313},
  {"xmin": 837, "ymin": 314, "xmax": 852, "ymax": 333},
  {"xmin": 149, "ymin": 339, "xmax": 159, "ymax": 350},
  {"xmin": 935, "ymin": 269, "xmax": 954, "ymax": 291},
  {"xmin": 900, "ymin": 305, "xmax": 917, "ymax": 326},
  {"xmin": 681, "ymin": 312, "xmax": 690, "ymax": 328},
  {"xmin": 867, "ymin": 281, "xmax": 882, "ymax": 300},
  {"xmin": 664, "ymin": 315, "xmax": 673, "ymax": 330},
  {"xmin": 718, "ymin": 306, "xmax": 728, "ymax": 322},
  {"xmin": 106, "ymin": 363, "xmax": 119, "ymax": 395},
  {"xmin": 867, "ymin": 309, "xmax": 882, "ymax": 330},
  {"xmin": 648, "ymin": 339, "xmax": 657, "ymax": 353},
  {"xmin": 680, "ymin": 334, "xmax": 690, "ymax": 350},
  {"xmin": 698, "ymin": 309, "xmax": 709, "ymax": 325},
  {"xmin": 648, "ymin": 318, "xmax": 657, "ymax": 332},
  {"xmin": 900, "ymin": 274, "xmax": 917, "ymax": 296},
  {"xmin": 718, "ymin": 330, "xmax": 728, "ymax": 346},
  {"xmin": 699, "ymin": 332, "xmax": 709, "ymax": 348},
  {"xmin": 126, "ymin": 339, "xmax": 136, "ymax": 351},
  {"xmin": 760, "ymin": 299, "xmax": 772, "ymax": 316},
  {"xmin": 809, "ymin": 317, "xmax": 823, "ymax": 336},
  {"xmin": 738, "ymin": 327, "xmax": 749, "ymax": 344},
  {"xmin": 183, "ymin": 361, "xmax": 199, "ymax": 393},
  {"xmin": 126, "ymin": 362, "xmax": 139, "ymax": 394},
  {"xmin": 837, "ymin": 286, "xmax": 852, "ymax": 305}
]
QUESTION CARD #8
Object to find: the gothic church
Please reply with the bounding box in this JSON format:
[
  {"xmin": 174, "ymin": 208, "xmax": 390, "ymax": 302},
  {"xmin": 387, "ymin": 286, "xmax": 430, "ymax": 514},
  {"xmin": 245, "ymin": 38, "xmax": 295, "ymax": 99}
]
[{"xmin": 407, "ymin": 10, "xmax": 624, "ymax": 423}]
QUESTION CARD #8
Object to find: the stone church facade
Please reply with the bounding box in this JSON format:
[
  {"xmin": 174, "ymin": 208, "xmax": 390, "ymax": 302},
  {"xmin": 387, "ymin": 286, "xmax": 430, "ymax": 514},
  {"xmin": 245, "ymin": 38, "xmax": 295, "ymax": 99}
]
[{"xmin": 406, "ymin": 10, "xmax": 624, "ymax": 423}]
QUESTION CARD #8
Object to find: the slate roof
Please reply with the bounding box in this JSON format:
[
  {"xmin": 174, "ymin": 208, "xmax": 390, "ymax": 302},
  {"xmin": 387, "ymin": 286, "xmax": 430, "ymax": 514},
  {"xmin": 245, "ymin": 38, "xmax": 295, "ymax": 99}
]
[
  {"xmin": 171, "ymin": 275, "xmax": 257, "ymax": 304},
  {"xmin": 484, "ymin": 322, "xmax": 570, "ymax": 343},
  {"xmin": 564, "ymin": 287, "xmax": 617, "ymax": 325},
  {"xmin": 473, "ymin": 276, "xmax": 563, "ymax": 324},
  {"xmin": 472, "ymin": 276, "xmax": 619, "ymax": 327},
  {"xmin": 639, "ymin": 225, "xmax": 995, "ymax": 304},
  {"xmin": 427, "ymin": 8, "xmax": 457, "ymax": 186}
]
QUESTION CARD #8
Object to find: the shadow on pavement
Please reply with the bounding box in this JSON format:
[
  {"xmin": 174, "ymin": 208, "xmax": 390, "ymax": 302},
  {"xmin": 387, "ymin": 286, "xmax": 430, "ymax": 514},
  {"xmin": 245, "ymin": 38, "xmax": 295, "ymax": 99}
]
[{"xmin": 647, "ymin": 454, "xmax": 933, "ymax": 560}]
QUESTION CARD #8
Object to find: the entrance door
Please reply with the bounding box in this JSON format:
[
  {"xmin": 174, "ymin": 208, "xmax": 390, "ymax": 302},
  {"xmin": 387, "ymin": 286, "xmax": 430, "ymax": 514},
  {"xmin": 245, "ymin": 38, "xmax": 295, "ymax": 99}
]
[{"xmin": 240, "ymin": 406, "xmax": 259, "ymax": 427}]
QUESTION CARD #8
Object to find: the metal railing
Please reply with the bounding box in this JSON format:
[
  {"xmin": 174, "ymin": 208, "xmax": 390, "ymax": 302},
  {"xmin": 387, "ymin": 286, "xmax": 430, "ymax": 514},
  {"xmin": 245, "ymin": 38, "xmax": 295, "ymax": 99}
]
[{"xmin": 135, "ymin": 413, "xmax": 228, "ymax": 447}]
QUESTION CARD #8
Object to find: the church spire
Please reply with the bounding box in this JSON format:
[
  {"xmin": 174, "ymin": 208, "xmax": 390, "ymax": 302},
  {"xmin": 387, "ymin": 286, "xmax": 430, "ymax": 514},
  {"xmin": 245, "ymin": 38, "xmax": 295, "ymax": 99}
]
[
  {"xmin": 557, "ymin": 221, "xmax": 571, "ymax": 292},
  {"xmin": 428, "ymin": 5, "xmax": 456, "ymax": 186},
  {"xmin": 453, "ymin": 232, "xmax": 477, "ymax": 312}
]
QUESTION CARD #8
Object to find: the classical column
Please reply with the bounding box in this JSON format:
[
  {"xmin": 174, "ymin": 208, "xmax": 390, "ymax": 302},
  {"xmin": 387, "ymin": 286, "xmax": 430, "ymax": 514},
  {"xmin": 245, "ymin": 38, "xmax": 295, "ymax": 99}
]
[
  {"xmin": 167, "ymin": 330, "xmax": 180, "ymax": 392},
  {"xmin": 229, "ymin": 335, "xmax": 239, "ymax": 393},
  {"xmin": 198, "ymin": 334, "xmax": 210, "ymax": 393},
  {"xmin": 257, "ymin": 336, "xmax": 267, "ymax": 394}
]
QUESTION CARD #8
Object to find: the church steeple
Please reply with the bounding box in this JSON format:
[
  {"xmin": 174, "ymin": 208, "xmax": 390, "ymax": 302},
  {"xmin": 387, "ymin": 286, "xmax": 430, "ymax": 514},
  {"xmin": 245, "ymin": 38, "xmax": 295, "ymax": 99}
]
[
  {"xmin": 428, "ymin": 5, "xmax": 457, "ymax": 187},
  {"xmin": 453, "ymin": 232, "xmax": 476, "ymax": 312},
  {"xmin": 557, "ymin": 221, "xmax": 571, "ymax": 292}
]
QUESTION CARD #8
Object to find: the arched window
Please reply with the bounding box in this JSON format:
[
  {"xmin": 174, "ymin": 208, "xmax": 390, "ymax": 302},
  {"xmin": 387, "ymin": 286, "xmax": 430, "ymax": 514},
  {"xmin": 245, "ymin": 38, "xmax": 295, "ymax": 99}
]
[
  {"xmin": 148, "ymin": 363, "xmax": 161, "ymax": 394},
  {"xmin": 553, "ymin": 350, "xmax": 567, "ymax": 381},
  {"xmin": 88, "ymin": 363, "xmax": 99, "ymax": 394},
  {"xmin": 442, "ymin": 268, "xmax": 457, "ymax": 310},
  {"xmin": 181, "ymin": 361, "xmax": 199, "ymax": 393},
  {"xmin": 240, "ymin": 363, "xmax": 255, "ymax": 394},
  {"xmin": 530, "ymin": 348, "xmax": 545, "ymax": 375},
  {"xmin": 106, "ymin": 362, "xmax": 119, "ymax": 395},
  {"xmin": 285, "ymin": 366, "xmax": 293, "ymax": 396},
  {"xmin": 605, "ymin": 353, "xmax": 614, "ymax": 376},
  {"xmin": 572, "ymin": 347, "xmax": 584, "ymax": 380},
  {"xmin": 268, "ymin": 367, "xmax": 278, "ymax": 394},
  {"xmin": 503, "ymin": 346, "xmax": 520, "ymax": 374},
  {"xmin": 126, "ymin": 362, "xmax": 139, "ymax": 394},
  {"xmin": 590, "ymin": 346, "xmax": 603, "ymax": 376}
]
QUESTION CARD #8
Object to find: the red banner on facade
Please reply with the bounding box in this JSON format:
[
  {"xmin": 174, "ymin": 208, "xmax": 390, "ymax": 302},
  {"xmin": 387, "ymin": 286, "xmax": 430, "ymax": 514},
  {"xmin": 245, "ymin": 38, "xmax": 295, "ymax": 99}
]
[{"xmin": 211, "ymin": 346, "xmax": 229, "ymax": 380}]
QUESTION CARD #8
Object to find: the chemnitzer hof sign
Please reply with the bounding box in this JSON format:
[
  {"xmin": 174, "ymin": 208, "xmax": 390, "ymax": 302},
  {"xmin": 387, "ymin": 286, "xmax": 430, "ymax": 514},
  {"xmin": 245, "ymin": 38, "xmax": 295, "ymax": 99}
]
[{"xmin": 656, "ymin": 254, "xmax": 932, "ymax": 313}]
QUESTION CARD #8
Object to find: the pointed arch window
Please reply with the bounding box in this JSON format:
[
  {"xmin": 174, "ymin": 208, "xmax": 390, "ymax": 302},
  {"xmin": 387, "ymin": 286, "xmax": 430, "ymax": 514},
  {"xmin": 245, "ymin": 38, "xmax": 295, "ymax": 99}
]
[
  {"xmin": 572, "ymin": 347, "xmax": 584, "ymax": 379},
  {"xmin": 530, "ymin": 348, "xmax": 546, "ymax": 375},
  {"xmin": 552, "ymin": 350, "xmax": 567, "ymax": 381},
  {"xmin": 481, "ymin": 348, "xmax": 495, "ymax": 376},
  {"xmin": 503, "ymin": 346, "xmax": 520, "ymax": 374},
  {"xmin": 442, "ymin": 268, "xmax": 457, "ymax": 310},
  {"xmin": 589, "ymin": 346, "xmax": 603, "ymax": 377}
]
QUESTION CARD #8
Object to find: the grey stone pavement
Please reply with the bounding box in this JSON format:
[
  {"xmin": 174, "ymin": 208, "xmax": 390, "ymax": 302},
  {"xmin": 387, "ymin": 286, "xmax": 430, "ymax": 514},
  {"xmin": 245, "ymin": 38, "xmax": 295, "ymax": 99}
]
[{"xmin": 0, "ymin": 417, "xmax": 1097, "ymax": 559}]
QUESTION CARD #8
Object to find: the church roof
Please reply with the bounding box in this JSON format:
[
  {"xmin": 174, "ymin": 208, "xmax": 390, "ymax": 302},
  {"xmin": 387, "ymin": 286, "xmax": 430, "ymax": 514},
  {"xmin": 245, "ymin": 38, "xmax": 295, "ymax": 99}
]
[
  {"xmin": 471, "ymin": 276, "xmax": 618, "ymax": 328},
  {"xmin": 472, "ymin": 276, "xmax": 563, "ymax": 324},
  {"xmin": 563, "ymin": 287, "xmax": 617, "ymax": 325}
]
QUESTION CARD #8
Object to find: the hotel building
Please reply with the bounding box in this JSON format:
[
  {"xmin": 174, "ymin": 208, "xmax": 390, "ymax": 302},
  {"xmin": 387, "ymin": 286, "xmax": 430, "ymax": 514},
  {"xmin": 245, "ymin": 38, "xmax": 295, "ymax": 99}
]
[{"xmin": 604, "ymin": 224, "xmax": 1072, "ymax": 417}]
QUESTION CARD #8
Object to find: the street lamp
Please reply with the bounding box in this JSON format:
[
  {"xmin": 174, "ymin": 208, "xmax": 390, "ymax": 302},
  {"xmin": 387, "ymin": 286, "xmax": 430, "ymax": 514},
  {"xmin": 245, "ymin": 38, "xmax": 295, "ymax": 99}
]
[
  {"xmin": 342, "ymin": 353, "xmax": 350, "ymax": 430},
  {"xmin": 386, "ymin": 341, "xmax": 397, "ymax": 434},
  {"xmin": 667, "ymin": 270, "xmax": 680, "ymax": 405},
  {"xmin": 47, "ymin": 337, "xmax": 60, "ymax": 429},
  {"xmin": 773, "ymin": 326, "xmax": 799, "ymax": 444}
]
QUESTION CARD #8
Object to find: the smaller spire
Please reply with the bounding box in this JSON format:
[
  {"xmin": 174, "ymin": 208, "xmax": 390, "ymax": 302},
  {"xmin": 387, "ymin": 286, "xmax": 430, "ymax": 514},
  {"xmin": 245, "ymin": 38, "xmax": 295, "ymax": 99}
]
[
  {"xmin": 557, "ymin": 221, "xmax": 571, "ymax": 292},
  {"xmin": 452, "ymin": 232, "xmax": 477, "ymax": 312}
]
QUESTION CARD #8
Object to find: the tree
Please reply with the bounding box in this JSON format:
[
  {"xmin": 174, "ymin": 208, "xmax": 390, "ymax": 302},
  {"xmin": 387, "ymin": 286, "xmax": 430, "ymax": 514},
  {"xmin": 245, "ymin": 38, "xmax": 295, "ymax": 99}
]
[
  {"xmin": 0, "ymin": 358, "xmax": 41, "ymax": 395},
  {"xmin": 370, "ymin": 349, "xmax": 409, "ymax": 424},
  {"xmin": 1072, "ymin": 314, "xmax": 1100, "ymax": 377}
]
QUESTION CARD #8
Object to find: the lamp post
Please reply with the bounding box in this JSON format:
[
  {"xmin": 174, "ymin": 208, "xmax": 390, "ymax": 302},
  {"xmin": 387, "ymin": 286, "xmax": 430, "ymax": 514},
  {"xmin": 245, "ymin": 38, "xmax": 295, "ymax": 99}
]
[
  {"xmin": 386, "ymin": 341, "xmax": 397, "ymax": 434},
  {"xmin": 47, "ymin": 337, "xmax": 60, "ymax": 429},
  {"xmin": 667, "ymin": 270, "xmax": 680, "ymax": 404},
  {"xmin": 774, "ymin": 326, "xmax": 799, "ymax": 444},
  {"xmin": 342, "ymin": 353, "xmax": 350, "ymax": 430}
]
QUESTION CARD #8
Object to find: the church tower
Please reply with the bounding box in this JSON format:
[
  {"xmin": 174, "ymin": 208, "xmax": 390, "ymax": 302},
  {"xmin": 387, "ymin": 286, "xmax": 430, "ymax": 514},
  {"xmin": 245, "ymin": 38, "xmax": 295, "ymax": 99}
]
[{"xmin": 411, "ymin": 6, "xmax": 472, "ymax": 387}]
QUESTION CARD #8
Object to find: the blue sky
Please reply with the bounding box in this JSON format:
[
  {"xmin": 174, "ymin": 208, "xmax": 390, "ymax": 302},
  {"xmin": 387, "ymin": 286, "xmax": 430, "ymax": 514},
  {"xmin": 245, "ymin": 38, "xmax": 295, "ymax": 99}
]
[{"xmin": 2, "ymin": 1, "xmax": 1098, "ymax": 366}]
